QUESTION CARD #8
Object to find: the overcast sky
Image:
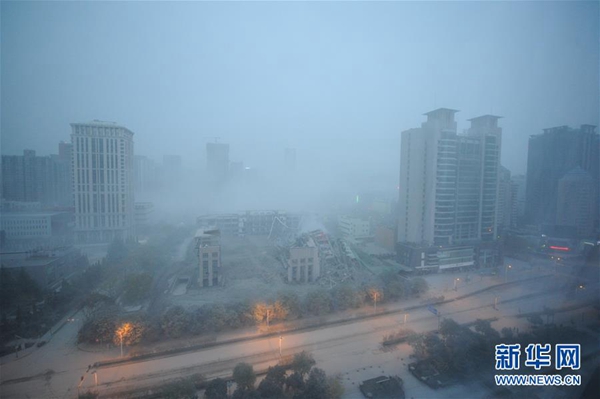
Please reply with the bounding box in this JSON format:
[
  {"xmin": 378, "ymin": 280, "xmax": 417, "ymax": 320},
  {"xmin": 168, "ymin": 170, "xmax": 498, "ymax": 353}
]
[{"xmin": 2, "ymin": 1, "xmax": 598, "ymax": 177}]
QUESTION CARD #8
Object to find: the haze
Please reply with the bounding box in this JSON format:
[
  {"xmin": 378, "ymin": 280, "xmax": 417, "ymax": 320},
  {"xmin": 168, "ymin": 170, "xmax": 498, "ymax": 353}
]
[{"xmin": 3, "ymin": 2, "xmax": 598, "ymax": 203}]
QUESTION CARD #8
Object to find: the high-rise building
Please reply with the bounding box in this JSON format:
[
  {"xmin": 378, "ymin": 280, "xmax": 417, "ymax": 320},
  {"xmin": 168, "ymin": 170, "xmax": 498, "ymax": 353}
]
[
  {"xmin": 71, "ymin": 120, "xmax": 135, "ymax": 243},
  {"xmin": 510, "ymin": 175, "xmax": 526, "ymax": 227},
  {"xmin": 525, "ymin": 125, "xmax": 599, "ymax": 227},
  {"xmin": 134, "ymin": 155, "xmax": 159, "ymax": 196},
  {"xmin": 556, "ymin": 167, "xmax": 598, "ymax": 238},
  {"xmin": 1, "ymin": 145, "xmax": 72, "ymax": 208},
  {"xmin": 206, "ymin": 143, "xmax": 229, "ymax": 185},
  {"xmin": 396, "ymin": 109, "xmax": 502, "ymax": 271},
  {"xmin": 497, "ymin": 166, "xmax": 512, "ymax": 231}
]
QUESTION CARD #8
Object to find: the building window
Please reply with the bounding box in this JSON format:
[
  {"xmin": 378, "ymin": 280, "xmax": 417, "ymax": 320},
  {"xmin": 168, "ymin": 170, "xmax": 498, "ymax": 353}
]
[{"xmin": 202, "ymin": 253, "xmax": 208, "ymax": 258}]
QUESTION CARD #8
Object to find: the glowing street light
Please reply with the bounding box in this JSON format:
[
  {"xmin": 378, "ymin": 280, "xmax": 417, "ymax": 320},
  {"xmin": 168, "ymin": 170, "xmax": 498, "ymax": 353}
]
[
  {"xmin": 279, "ymin": 334, "xmax": 283, "ymax": 357},
  {"xmin": 116, "ymin": 323, "xmax": 132, "ymax": 358},
  {"xmin": 505, "ymin": 264, "xmax": 512, "ymax": 283},
  {"xmin": 454, "ymin": 278, "xmax": 460, "ymax": 291}
]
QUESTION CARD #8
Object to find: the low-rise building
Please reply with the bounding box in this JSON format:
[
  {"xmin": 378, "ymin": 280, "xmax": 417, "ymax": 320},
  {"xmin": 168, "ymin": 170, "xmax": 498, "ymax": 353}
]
[
  {"xmin": 396, "ymin": 241, "xmax": 502, "ymax": 273},
  {"xmin": 284, "ymin": 236, "xmax": 320, "ymax": 283},
  {"xmin": 134, "ymin": 202, "xmax": 154, "ymax": 226},
  {"xmin": 0, "ymin": 212, "xmax": 73, "ymax": 249},
  {"xmin": 0, "ymin": 247, "xmax": 87, "ymax": 291},
  {"xmin": 197, "ymin": 210, "xmax": 301, "ymax": 237},
  {"xmin": 195, "ymin": 227, "xmax": 221, "ymax": 287},
  {"xmin": 338, "ymin": 215, "xmax": 371, "ymax": 242}
]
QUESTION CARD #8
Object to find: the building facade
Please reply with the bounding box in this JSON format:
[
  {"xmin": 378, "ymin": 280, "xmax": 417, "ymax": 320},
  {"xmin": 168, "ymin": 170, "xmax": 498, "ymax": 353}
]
[
  {"xmin": 396, "ymin": 109, "xmax": 502, "ymax": 272},
  {"xmin": 338, "ymin": 215, "xmax": 371, "ymax": 241},
  {"xmin": 195, "ymin": 227, "xmax": 221, "ymax": 287},
  {"xmin": 556, "ymin": 168, "xmax": 598, "ymax": 238},
  {"xmin": 525, "ymin": 125, "xmax": 599, "ymax": 227},
  {"xmin": 197, "ymin": 210, "xmax": 301, "ymax": 237},
  {"xmin": 285, "ymin": 237, "xmax": 320, "ymax": 283},
  {"xmin": 206, "ymin": 142, "xmax": 230, "ymax": 186},
  {"xmin": 1, "ymin": 145, "xmax": 72, "ymax": 208},
  {"xmin": 497, "ymin": 166, "xmax": 512, "ymax": 231},
  {"xmin": 71, "ymin": 121, "xmax": 135, "ymax": 243}
]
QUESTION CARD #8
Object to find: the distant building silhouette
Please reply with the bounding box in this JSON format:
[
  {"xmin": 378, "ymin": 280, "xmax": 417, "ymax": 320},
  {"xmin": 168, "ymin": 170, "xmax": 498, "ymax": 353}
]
[
  {"xmin": 1, "ymin": 143, "xmax": 72, "ymax": 208},
  {"xmin": 497, "ymin": 166, "xmax": 512, "ymax": 231},
  {"xmin": 206, "ymin": 142, "xmax": 229, "ymax": 186},
  {"xmin": 71, "ymin": 120, "xmax": 135, "ymax": 243},
  {"xmin": 525, "ymin": 125, "xmax": 599, "ymax": 229},
  {"xmin": 556, "ymin": 167, "xmax": 598, "ymax": 238}
]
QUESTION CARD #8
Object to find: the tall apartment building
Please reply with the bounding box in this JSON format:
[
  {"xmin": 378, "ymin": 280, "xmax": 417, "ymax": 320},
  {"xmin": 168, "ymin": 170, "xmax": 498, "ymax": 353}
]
[
  {"xmin": 525, "ymin": 125, "xmax": 599, "ymax": 228},
  {"xmin": 71, "ymin": 120, "xmax": 135, "ymax": 243},
  {"xmin": 397, "ymin": 109, "xmax": 502, "ymax": 271},
  {"xmin": 556, "ymin": 167, "xmax": 598, "ymax": 238},
  {"xmin": 206, "ymin": 142, "xmax": 229, "ymax": 185},
  {"xmin": 1, "ymin": 145, "xmax": 72, "ymax": 207},
  {"xmin": 510, "ymin": 175, "xmax": 526, "ymax": 227},
  {"xmin": 195, "ymin": 227, "xmax": 221, "ymax": 287},
  {"xmin": 133, "ymin": 155, "xmax": 159, "ymax": 196},
  {"xmin": 497, "ymin": 166, "xmax": 512, "ymax": 231}
]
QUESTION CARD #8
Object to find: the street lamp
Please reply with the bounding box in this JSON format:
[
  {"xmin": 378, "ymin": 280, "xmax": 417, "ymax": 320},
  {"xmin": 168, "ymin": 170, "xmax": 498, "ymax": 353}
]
[
  {"xmin": 279, "ymin": 334, "xmax": 283, "ymax": 357},
  {"xmin": 505, "ymin": 264, "xmax": 512, "ymax": 282},
  {"xmin": 453, "ymin": 278, "xmax": 460, "ymax": 291},
  {"xmin": 373, "ymin": 291, "xmax": 379, "ymax": 312},
  {"xmin": 115, "ymin": 323, "xmax": 132, "ymax": 358}
]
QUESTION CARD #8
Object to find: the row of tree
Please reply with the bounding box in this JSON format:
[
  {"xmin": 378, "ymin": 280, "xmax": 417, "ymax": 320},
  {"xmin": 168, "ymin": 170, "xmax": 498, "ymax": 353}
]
[
  {"xmin": 407, "ymin": 317, "xmax": 587, "ymax": 381},
  {"xmin": 79, "ymin": 272, "xmax": 429, "ymax": 345},
  {"xmin": 201, "ymin": 351, "xmax": 343, "ymax": 399}
]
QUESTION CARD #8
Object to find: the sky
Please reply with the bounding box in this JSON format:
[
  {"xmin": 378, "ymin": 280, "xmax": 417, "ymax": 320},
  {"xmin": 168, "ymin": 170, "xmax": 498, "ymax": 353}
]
[{"xmin": 1, "ymin": 1, "xmax": 598, "ymax": 180}]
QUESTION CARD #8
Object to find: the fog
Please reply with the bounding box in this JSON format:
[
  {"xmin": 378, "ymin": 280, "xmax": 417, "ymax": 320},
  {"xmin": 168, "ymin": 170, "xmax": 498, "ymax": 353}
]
[{"xmin": 2, "ymin": 1, "xmax": 598, "ymax": 219}]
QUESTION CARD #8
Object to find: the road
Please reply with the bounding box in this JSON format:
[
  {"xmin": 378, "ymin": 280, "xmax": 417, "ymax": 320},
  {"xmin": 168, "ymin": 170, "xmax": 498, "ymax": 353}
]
[{"xmin": 2, "ymin": 268, "xmax": 595, "ymax": 399}]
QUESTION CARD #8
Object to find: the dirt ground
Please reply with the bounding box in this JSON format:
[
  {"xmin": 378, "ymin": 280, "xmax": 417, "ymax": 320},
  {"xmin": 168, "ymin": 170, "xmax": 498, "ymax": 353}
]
[{"xmin": 170, "ymin": 235, "xmax": 319, "ymax": 307}]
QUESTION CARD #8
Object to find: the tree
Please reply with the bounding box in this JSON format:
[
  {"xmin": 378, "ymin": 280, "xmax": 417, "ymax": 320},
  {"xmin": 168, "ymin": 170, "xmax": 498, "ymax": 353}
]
[
  {"xmin": 233, "ymin": 362, "xmax": 256, "ymax": 391},
  {"xmin": 410, "ymin": 277, "xmax": 429, "ymax": 296},
  {"xmin": 367, "ymin": 288, "xmax": 383, "ymax": 309},
  {"xmin": 257, "ymin": 365, "xmax": 286, "ymax": 398},
  {"xmin": 232, "ymin": 389, "xmax": 261, "ymax": 399},
  {"xmin": 277, "ymin": 292, "xmax": 302, "ymax": 318},
  {"xmin": 122, "ymin": 273, "xmax": 153, "ymax": 304},
  {"xmin": 159, "ymin": 377, "xmax": 197, "ymax": 399},
  {"xmin": 286, "ymin": 372, "xmax": 304, "ymax": 393},
  {"xmin": 291, "ymin": 351, "xmax": 316, "ymax": 377},
  {"xmin": 333, "ymin": 285, "xmax": 361, "ymax": 310},
  {"xmin": 304, "ymin": 290, "xmax": 332, "ymax": 316},
  {"xmin": 161, "ymin": 306, "xmax": 191, "ymax": 338},
  {"xmin": 301, "ymin": 368, "xmax": 328, "ymax": 399},
  {"xmin": 326, "ymin": 376, "xmax": 344, "ymax": 399},
  {"xmin": 439, "ymin": 318, "xmax": 463, "ymax": 339},
  {"xmin": 204, "ymin": 378, "xmax": 227, "ymax": 399},
  {"xmin": 114, "ymin": 320, "xmax": 145, "ymax": 346}
]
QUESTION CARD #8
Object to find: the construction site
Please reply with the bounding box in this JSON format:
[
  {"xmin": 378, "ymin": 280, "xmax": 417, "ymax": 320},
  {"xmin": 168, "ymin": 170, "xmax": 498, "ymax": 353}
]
[{"xmin": 168, "ymin": 210, "xmax": 384, "ymax": 308}]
